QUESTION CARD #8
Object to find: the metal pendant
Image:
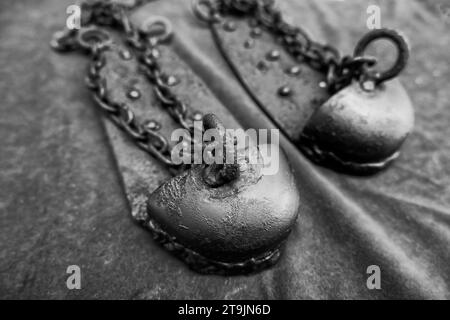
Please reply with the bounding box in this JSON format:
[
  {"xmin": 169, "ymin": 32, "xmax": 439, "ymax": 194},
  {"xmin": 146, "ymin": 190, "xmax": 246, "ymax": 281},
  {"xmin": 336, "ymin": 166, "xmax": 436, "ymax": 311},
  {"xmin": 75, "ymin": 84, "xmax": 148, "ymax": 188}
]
[
  {"xmin": 300, "ymin": 79, "xmax": 414, "ymax": 174},
  {"xmin": 55, "ymin": 21, "xmax": 301, "ymax": 275},
  {"xmin": 146, "ymin": 114, "xmax": 300, "ymax": 275},
  {"xmin": 300, "ymin": 30, "xmax": 414, "ymax": 174},
  {"xmin": 195, "ymin": 1, "xmax": 414, "ymax": 174}
]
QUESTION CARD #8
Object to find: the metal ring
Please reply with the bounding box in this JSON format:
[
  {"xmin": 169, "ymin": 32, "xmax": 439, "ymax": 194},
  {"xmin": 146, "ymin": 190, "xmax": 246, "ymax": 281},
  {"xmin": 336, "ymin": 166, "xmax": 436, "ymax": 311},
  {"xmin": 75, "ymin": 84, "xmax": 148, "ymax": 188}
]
[
  {"xmin": 139, "ymin": 16, "xmax": 173, "ymax": 43},
  {"xmin": 191, "ymin": 0, "xmax": 221, "ymax": 23},
  {"xmin": 77, "ymin": 26, "xmax": 112, "ymax": 52},
  {"xmin": 353, "ymin": 28, "xmax": 409, "ymax": 84}
]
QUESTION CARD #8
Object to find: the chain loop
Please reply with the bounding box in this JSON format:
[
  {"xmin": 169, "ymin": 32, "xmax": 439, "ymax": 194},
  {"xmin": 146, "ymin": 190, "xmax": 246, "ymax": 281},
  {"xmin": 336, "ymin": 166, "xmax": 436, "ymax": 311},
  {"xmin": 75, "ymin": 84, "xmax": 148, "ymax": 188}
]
[
  {"xmin": 192, "ymin": 0, "xmax": 222, "ymax": 23},
  {"xmin": 50, "ymin": 0, "xmax": 199, "ymax": 168},
  {"xmin": 353, "ymin": 28, "xmax": 409, "ymax": 85}
]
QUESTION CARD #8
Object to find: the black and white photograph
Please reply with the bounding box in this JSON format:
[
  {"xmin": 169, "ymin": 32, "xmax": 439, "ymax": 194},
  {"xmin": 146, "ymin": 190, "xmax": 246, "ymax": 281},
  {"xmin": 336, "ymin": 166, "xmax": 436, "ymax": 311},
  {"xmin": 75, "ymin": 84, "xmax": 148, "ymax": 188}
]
[{"xmin": 0, "ymin": 0, "xmax": 449, "ymax": 303}]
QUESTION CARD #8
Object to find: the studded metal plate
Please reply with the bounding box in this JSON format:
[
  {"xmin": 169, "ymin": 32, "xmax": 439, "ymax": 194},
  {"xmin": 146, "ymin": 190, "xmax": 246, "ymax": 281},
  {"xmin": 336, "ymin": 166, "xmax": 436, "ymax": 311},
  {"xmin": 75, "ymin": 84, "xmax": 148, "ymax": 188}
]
[{"xmin": 212, "ymin": 17, "xmax": 330, "ymax": 141}]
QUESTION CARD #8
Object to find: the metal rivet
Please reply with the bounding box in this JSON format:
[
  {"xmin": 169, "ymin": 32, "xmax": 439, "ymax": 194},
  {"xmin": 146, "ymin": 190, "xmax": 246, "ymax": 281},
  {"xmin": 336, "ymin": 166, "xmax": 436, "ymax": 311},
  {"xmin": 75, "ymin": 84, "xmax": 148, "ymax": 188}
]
[
  {"xmin": 256, "ymin": 61, "xmax": 269, "ymax": 73},
  {"xmin": 244, "ymin": 39, "xmax": 255, "ymax": 49},
  {"xmin": 250, "ymin": 27, "xmax": 262, "ymax": 38},
  {"xmin": 144, "ymin": 120, "xmax": 161, "ymax": 131},
  {"xmin": 150, "ymin": 48, "xmax": 160, "ymax": 59},
  {"xmin": 361, "ymin": 80, "xmax": 375, "ymax": 92},
  {"xmin": 319, "ymin": 81, "xmax": 327, "ymax": 89},
  {"xmin": 278, "ymin": 86, "xmax": 292, "ymax": 97},
  {"xmin": 166, "ymin": 75, "xmax": 179, "ymax": 86},
  {"xmin": 119, "ymin": 50, "xmax": 132, "ymax": 60},
  {"xmin": 192, "ymin": 112, "xmax": 203, "ymax": 121},
  {"xmin": 286, "ymin": 65, "xmax": 301, "ymax": 76},
  {"xmin": 266, "ymin": 50, "xmax": 280, "ymax": 61},
  {"xmin": 223, "ymin": 20, "xmax": 237, "ymax": 32},
  {"xmin": 127, "ymin": 88, "xmax": 141, "ymax": 100}
]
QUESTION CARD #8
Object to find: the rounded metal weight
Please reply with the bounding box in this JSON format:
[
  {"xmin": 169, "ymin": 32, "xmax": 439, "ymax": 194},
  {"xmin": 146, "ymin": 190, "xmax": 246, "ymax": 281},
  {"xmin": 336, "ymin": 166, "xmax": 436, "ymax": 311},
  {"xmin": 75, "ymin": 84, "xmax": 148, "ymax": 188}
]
[
  {"xmin": 300, "ymin": 79, "xmax": 414, "ymax": 174},
  {"xmin": 146, "ymin": 144, "xmax": 300, "ymax": 274}
]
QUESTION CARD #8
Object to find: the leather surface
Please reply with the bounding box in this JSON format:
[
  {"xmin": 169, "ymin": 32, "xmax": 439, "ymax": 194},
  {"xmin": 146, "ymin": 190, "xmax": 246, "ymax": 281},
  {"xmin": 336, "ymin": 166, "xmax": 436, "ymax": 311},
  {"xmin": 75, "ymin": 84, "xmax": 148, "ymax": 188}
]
[{"xmin": 1, "ymin": 0, "xmax": 450, "ymax": 299}]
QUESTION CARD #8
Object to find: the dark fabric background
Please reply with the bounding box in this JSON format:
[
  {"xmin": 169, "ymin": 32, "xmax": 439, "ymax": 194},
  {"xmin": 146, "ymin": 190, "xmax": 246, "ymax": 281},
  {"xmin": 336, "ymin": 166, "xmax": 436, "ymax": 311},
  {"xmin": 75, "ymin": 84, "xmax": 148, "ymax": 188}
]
[{"xmin": 1, "ymin": 0, "xmax": 449, "ymax": 299}]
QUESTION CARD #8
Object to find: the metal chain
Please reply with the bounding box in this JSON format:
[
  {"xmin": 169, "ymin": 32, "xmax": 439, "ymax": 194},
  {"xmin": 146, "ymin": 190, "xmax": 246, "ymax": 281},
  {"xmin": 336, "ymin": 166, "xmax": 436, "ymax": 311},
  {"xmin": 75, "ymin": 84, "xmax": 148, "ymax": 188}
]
[
  {"xmin": 212, "ymin": 0, "xmax": 367, "ymax": 91},
  {"xmin": 51, "ymin": 0, "xmax": 196, "ymax": 168},
  {"xmin": 51, "ymin": 0, "xmax": 409, "ymax": 166},
  {"xmin": 200, "ymin": 0, "xmax": 407, "ymax": 92}
]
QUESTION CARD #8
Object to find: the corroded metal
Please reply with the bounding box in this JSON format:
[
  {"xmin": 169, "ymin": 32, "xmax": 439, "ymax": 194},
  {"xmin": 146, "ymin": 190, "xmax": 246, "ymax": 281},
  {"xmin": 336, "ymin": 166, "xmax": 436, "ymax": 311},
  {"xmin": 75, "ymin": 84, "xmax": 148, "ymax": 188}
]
[
  {"xmin": 147, "ymin": 142, "xmax": 300, "ymax": 274},
  {"xmin": 299, "ymin": 29, "xmax": 413, "ymax": 173},
  {"xmin": 300, "ymin": 80, "xmax": 414, "ymax": 174},
  {"xmin": 144, "ymin": 114, "xmax": 300, "ymax": 273}
]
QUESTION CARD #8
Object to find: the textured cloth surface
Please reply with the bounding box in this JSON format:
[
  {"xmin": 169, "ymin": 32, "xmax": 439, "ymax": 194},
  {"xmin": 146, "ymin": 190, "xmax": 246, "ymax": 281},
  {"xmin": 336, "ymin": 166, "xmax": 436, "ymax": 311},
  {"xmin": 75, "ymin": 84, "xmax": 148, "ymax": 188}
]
[{"xmin": 0, "ymin": 0, "xmax": 449, "ymax": 299}]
